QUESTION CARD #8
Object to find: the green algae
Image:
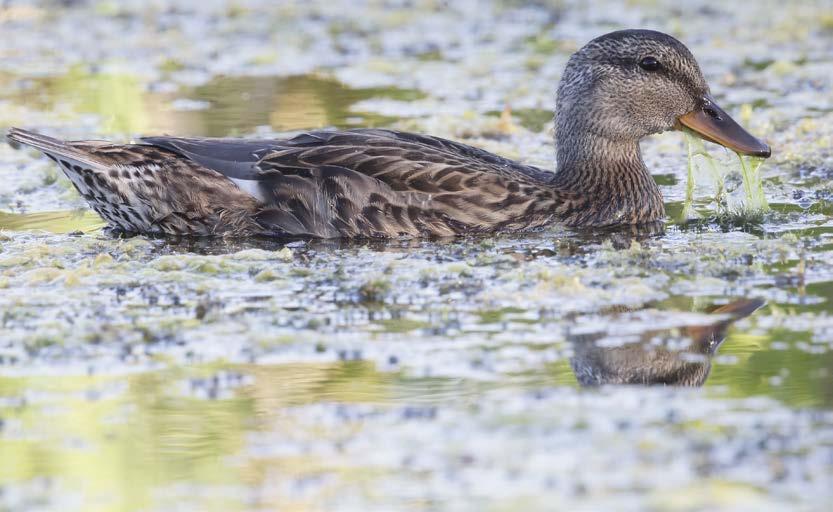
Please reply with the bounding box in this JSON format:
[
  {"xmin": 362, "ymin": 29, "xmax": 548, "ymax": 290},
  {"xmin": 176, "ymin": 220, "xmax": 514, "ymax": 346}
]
[
  {"xmin": 0, "ymin": 1, "xmax": 832, "ymax": 510},
  {"xmin": 477, "ymin": 307, "xmax": 527, "ymax": 324},
  {"xmin": 252, "ymin": 268, "xmax": 283, "ymax": 282},
  {"xmin": 680, "ymin": 129, "xmax": 770, "ymax": 224},
  {"xmin": 737, "ymin": 153, "xmax": 769, "ymax": 216},
  {"xmin": 375, "ymin": 318, "xmax": 431, "ymax": 333}
]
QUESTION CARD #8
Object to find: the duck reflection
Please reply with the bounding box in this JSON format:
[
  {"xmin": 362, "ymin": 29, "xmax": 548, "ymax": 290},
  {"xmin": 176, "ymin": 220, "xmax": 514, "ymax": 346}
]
[{"xmin": 569, "ymin": 299, "xmax": 764, "ymax": 387}]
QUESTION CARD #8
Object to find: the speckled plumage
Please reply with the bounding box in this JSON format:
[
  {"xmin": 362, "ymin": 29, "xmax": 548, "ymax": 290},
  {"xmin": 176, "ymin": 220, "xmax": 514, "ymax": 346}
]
[{"xmin": 7, "ymin": 30, "xmax": 746, "ymax": 239}]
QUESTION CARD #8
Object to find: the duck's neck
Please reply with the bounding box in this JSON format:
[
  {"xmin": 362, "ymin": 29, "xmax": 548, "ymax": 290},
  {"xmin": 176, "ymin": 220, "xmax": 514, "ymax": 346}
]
[{"xmin": 551, "ymin": 131, "xmax": 664, "ymax": 226}]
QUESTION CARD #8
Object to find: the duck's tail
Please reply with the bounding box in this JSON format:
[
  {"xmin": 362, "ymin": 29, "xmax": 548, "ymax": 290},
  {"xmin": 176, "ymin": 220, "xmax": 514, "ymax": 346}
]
[{"xmin": 5, "ymin": 127, "xmax": 102, "ymax": 167}]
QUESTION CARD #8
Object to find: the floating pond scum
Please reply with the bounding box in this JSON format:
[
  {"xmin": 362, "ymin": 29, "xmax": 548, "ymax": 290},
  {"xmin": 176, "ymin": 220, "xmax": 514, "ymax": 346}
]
[
  {"xmin": 2, "ymin": 2, "xmax": 833, "ymax": 510},
  {"xmin": 680, "ymin": 128, "xmax": 769, "ymax": 224}
]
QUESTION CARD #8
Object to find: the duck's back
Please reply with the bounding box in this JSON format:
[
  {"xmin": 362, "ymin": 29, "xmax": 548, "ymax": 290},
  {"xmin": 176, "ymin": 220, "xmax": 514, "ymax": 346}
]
[{"xmin": 8, "ymin": 128, "xmax": 561, "ymax": 238}]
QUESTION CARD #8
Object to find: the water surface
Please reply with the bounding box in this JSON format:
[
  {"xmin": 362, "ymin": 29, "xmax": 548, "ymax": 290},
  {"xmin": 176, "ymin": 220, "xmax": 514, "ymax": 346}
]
[{"xmin": 1, "ymin": 1, "xmax": 832, "ymax": 511}]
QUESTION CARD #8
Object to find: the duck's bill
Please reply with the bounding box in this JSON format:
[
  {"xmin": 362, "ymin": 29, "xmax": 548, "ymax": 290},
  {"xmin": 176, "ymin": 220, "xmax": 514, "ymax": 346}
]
[{"xmin": 677, "ymin": 94, "xmax": 771, "ymax": 158}]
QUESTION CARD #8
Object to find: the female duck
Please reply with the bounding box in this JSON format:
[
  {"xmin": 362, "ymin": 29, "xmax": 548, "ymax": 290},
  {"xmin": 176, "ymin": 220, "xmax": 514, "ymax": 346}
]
[{"xmin": 7, "ymin": 29, "xmax": 770, "ymax": 238}]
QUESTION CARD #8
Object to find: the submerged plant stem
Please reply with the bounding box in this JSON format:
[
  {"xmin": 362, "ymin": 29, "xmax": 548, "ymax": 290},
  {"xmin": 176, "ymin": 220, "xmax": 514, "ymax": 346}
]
[
  {"xmin": 681, "ymin": 130, "xmax": 697, "ymax": 221},
  {"xmin": 738, "ymin": 153, "xmax": 769, "ymax": 215},
  {"xmin": 681, "ymin": 128, "xmax": 769, "ymax": 223}
]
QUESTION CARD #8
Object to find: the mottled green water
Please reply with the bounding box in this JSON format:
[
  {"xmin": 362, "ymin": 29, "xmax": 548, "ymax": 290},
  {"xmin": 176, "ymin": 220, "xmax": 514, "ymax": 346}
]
[
  {"xmin": 2, "ymin": 70, "xmax": 421, "ymax": 137},
  {"xmin": 0, "ymin": 210, "xmax": 103, "ymax": 232},
  {"xmin": 1, "ymin": 1, "xmax": 833, "ymax": 511}
]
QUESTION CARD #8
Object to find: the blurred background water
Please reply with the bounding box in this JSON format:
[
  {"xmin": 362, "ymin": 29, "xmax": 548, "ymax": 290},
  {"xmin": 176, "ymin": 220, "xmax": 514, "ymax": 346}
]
[{"xmin": 1, "ymin": 1, "xmax": 832, "ymax": 511}]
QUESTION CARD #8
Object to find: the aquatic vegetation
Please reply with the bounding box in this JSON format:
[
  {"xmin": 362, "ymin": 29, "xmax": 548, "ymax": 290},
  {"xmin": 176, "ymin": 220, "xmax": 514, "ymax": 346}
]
[
  {"xmin": 357, "ymin": 276, "xmax": 392, "ymax": 303},
  {"xmin": 681, "ymin": 129, "xmax": 770, "ymax": 224},
  {"xmin": 738, "ymin": 153, "xmax": 769, "ymax": 215},
  {"xmin": 1, "ymin": 1, "xmax": 832, "ymax": 511}
]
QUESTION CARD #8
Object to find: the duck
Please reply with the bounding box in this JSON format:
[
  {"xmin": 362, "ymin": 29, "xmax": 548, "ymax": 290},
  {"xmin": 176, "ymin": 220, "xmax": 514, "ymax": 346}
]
[
  {"xmin": 569, "ymin": 298, "xmax": 764, "ymax": 387},
  {"xmin": 5, "ymin": 29, "xmax": 771, "ymax": 239}
]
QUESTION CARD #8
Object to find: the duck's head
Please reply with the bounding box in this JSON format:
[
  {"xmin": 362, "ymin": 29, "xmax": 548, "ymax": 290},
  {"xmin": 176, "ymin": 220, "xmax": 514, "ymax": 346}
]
[{"xmin": 556, "ymin": 29, "xmax": 770, "ymax": 158}]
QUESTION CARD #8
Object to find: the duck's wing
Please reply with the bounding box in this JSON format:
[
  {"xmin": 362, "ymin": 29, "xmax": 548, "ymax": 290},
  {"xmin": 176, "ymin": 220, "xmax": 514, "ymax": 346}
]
[{"xmin": 141, "ymin": 129, "xmax": 560, "ymax": 237}]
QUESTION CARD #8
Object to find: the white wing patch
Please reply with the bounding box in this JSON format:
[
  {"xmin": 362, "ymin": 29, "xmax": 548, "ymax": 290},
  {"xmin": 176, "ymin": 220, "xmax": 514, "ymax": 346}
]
[{"xmin": 229, "ymin": 178, "xmax": 267, "ymax": 202}]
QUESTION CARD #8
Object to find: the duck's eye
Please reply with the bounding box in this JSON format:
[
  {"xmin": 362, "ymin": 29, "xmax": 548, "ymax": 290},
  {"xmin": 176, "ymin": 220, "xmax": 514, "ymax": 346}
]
[{"xmin": 639, "ymin": 56, "xmax": 661, "ymax": 72}]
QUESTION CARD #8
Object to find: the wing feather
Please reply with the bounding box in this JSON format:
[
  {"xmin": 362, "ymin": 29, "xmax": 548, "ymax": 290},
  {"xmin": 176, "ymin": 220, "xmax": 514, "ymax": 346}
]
[{"xmin": 140, "ymin": 129, "xmax": 559, "ymax": 237}]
